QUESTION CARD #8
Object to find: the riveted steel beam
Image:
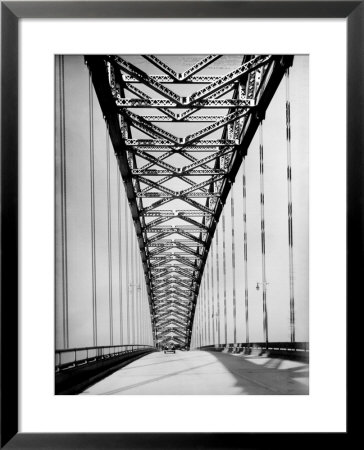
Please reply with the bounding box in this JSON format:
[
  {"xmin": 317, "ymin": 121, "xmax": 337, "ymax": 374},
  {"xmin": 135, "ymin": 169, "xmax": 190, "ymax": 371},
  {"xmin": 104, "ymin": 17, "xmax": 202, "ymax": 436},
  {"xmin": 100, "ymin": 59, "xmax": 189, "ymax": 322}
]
[
  {"xmin": 125, "ymin": 139, "xmax": 237, "ymax": 147},
  {"xmin": 122, "ymin": 74, "xmax": 225, "ymax": 84},
  {"xmin": 140, "ymin": 115, "xmax": 229, "ymax": 123},
  {"xmin": 88, "ymin": 53, "xmax": 293, "ymax": 348}
]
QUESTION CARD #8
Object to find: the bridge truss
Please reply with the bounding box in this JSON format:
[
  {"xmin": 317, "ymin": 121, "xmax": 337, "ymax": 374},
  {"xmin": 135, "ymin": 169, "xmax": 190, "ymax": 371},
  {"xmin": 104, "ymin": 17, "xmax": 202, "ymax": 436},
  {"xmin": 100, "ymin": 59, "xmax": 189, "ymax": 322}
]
[{"xmin": 85, "ymin": 54, "xmax": 293, "ymax": 348}]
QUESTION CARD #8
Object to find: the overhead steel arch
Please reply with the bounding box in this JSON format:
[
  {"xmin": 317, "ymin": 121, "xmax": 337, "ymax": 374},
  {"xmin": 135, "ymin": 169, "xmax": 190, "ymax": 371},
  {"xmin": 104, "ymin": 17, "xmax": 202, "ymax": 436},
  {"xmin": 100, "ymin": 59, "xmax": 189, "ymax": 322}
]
[{"xmin": 85, "ymin": 54, "xmax": 293, "ymax": 348}]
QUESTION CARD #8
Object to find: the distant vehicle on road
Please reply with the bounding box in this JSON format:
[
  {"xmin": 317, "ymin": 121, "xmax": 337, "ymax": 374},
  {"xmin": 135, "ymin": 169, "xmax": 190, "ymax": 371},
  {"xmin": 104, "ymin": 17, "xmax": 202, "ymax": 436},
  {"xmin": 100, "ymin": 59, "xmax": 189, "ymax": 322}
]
[{"xmin": 164, "ymin": 343, "xmax": 176, "ymax": 354}]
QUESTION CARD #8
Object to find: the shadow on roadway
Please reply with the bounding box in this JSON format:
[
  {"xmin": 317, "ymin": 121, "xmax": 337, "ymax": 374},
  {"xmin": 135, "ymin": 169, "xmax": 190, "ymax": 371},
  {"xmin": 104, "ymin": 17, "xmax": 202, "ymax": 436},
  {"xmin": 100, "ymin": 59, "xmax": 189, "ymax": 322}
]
[{"xmin": 81, "ymin": 350, "xmax": 309, "ymax": 395}]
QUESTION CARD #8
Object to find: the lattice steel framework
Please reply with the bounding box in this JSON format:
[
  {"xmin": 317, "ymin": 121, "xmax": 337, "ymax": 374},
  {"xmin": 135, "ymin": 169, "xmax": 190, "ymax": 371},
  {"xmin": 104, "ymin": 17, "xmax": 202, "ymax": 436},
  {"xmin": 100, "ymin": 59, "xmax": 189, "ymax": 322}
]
[{"xmin": 85, "ymin": 54, "xmax": 293, "ymax": 348}]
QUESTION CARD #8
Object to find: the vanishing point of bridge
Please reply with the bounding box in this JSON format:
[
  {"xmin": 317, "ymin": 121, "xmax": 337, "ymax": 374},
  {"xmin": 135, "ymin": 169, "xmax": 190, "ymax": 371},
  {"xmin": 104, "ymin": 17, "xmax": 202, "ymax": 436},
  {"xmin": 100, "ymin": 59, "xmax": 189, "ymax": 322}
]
[{"xmin": 55, "ymin": 54, "xmax": 308, "ymax": 395}]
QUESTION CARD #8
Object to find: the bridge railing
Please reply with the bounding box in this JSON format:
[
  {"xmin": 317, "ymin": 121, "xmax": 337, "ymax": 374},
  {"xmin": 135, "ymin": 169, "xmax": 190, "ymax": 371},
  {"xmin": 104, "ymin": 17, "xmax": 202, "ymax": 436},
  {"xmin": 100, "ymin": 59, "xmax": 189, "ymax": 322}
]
[
  {"xmin": 197, "ymin": 342, "xmax": 309, "ymax": 354},
  {"xmin": 55, "ymin": 344, "xmax": 155, "ymax": 372}
]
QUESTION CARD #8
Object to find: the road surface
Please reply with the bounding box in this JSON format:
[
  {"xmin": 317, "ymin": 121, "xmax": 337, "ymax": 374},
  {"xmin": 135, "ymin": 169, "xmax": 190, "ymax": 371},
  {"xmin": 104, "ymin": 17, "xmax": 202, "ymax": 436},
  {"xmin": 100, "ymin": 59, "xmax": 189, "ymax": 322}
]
[{"xmin": 80, "ymin": 350, "xmax": 308, "ymax": 395}]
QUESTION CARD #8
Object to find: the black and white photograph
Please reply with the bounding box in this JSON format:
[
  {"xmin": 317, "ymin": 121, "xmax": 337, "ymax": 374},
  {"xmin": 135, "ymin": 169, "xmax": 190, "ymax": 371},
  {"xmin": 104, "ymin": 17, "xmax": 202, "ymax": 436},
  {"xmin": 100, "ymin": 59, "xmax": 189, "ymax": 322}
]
[{"xmin": 55, "ymin": 54, "xmax": 309, "ymax": 395}]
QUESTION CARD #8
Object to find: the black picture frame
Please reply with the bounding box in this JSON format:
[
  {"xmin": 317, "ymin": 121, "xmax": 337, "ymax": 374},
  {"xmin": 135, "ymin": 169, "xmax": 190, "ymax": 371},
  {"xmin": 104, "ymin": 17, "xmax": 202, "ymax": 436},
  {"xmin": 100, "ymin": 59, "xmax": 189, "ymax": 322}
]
[{"xmin": 1, "ymin": 1, "xmax": 359, "ymax": 448}]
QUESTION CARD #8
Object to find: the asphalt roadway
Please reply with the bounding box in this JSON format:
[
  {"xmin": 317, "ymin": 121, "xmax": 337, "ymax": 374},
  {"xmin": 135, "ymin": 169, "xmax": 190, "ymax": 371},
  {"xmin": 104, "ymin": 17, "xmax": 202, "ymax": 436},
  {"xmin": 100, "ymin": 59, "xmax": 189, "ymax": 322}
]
[{"xmin": 80, "ymin": 350, "xmax": 309, "ymax": 395}]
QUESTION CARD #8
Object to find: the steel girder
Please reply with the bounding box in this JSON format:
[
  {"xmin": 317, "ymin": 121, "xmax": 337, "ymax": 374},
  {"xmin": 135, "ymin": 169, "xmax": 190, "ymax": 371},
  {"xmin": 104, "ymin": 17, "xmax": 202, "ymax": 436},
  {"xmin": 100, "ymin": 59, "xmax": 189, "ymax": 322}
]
[{"xmin": 85, "ymin": 54, "xmax": 293, "ymax": 347}]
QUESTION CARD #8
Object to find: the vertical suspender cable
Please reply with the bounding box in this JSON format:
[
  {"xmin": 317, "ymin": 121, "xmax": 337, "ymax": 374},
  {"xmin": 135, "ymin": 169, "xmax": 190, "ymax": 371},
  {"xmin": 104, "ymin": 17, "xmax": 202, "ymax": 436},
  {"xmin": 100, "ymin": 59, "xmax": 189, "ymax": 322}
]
[
  {"xmin": 259, "ymin": 124, "xmax": 268, "ymax": 350},
  {"xmin": 145, "ymin": 276, "xmax": 147, "ymax": 343},
  {"xmin": 146, "ymin": 286, "xmax": 148, "ymax": 344},
  {"xmin": 133, "ymin": 232, "xmax": 137, "ymax": 344},
  {"xmin": 140, "ymin": 261, "xmax": 142, "ymax": 345},
  {"xmin": 196, "ymin": 315, "xmax": 198, "ymax": 348},
  {"xmin": 140, "ymin": 267, "xmax": 143, "ymax": 344},
  {"xmin": 131, "ymin": 229, "xmax": 135, "ymax": 344},
  {"xmin": 135, "ymin": 257, "xmax": 139, "ymax": 344},
  {"xmin": 286, "ymin": 69, "xmax": 296, "ymax": 343},
  {"xmin": 206, "ymin": 259, "xmax": 210, "ymax": 344},
  {"xmin": 201, "ymin": 278, "xmax": 205, "ymax": 346},
  {"xmin": 130, "ymin": 229, "xmax": 133, "ymax": 344},
  {"xmin": 125, "ymin": 198, "xmax": 130, "ymax": 344},
  {"xmin": 117, "ymin": 167, "xmax": 123, "ymax": 344},
  {"xmin": 203, "ymin": 278, "xmax": 206, "ymax": 346},
  {"xmin": 138, "ymin": 263, "xmax": 141, "ymax": 344},
  {"xmin": 193, "ymin": 306, "xmax": 199, "ymax": 347},
  {"xmin": 200, "ymin": 300, "xmax": 203, "ymax": 348},
  {"xmin": 140, "ymin": 279, "xmax": 143, "ymax": 344},
  {"xmin": 139, "ymin": 260, "xmax": 141, "ymax": 344},
  {"xmin": 205, "ymin": 274, "xmax": 208, "ymax": 345},
  {"xmin": 198, "ymin": 301, "xmax": 199, "ymax": 347},
  {"xmin": 210, "ymin": 243, "xmax": 215, "ymax": 346},
  {"xmin": 142, "ymin": 283, "xmax": 144, "ymax": 345},
  {"xmin": 197, "ymin": 299, "xmax": 199, "ymax": 347},
  {"xmin": 106, "ymin": 127, "xmax": 113, "ymax": 346},
  {"xmin": 137, "ymin": 261, "xmax": 140, "ymax": 344},
  {"xmin": 143, "ymin": 280, "xmax": 145, "ymax": 344},
  {"xmin": 146, "ymin": 285, "xmax": 148, "ymax": 344},
  {"xmin": 231, "ymin": 187, "xmax": 237, "ymax": 344},
  {"xmin": 135, "ymin": 235, "xmax": 138, "ymax": 344},
  {"xmin": 194, "ymin": 308, "xmax": 196, "ymax": 348},
  {"xmin": 195, "ymin": 305, "xmax": 197, "ymax": 347},
  {"xmin": 199, "ymin": 298, "xmax": 202, "ymax": 348},
  {"xmin": 89, "ymin": 75, "xmax": 97, "ymax": 347},
  {"xmin": 199, "ymin": 278, "xmax": 203, "ymax": 346},
  {"xmin": 144, "ymin": 283, "xmax": 147, "ymax": 344},
  {"xmin": 59, "ymin": 56, "xmax": 69, "ymax": 349},
  {"xmin": 134, "ymin": 253, "xmax": 138, "ymax": 344},
  {"xmin": 135, "ymin": 235, "xmax": 138, "ymax": 343},
  {"xmin": 144, "ymin": 274, "xmax": 146, "ymax": 344},
  {"xmin": 197, "ymin": 307, "xmax": 199, "ymax": 348},
  {"xmin": 215, "ymin": 229, "xmax": 220, "ymax": 347},
  {"xmin": 242, "ymin": 159, "xmax": 250, "ymax": 345},
  {"xmin": 144, "ymin": 273, "xmax": 146, "ymax": 346},
  {"xmin": 222, "ymin": 212, "xmax": 227, "ymax": 344},
  {"xmin": 145, "ymin": 284, "xmax": 148, "ymax": 344},
  {"xmin": 196, "ymin": 302, "xmax": 198, "ymax": 347}
]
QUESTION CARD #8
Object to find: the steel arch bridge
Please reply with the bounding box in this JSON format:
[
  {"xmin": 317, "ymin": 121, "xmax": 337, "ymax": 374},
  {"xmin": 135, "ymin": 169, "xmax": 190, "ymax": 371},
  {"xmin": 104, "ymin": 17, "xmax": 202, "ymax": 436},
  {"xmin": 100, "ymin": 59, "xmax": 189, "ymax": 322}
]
[{"xmin": 85, "ymin": 54, "xmax": 293, "ymax": 349}]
